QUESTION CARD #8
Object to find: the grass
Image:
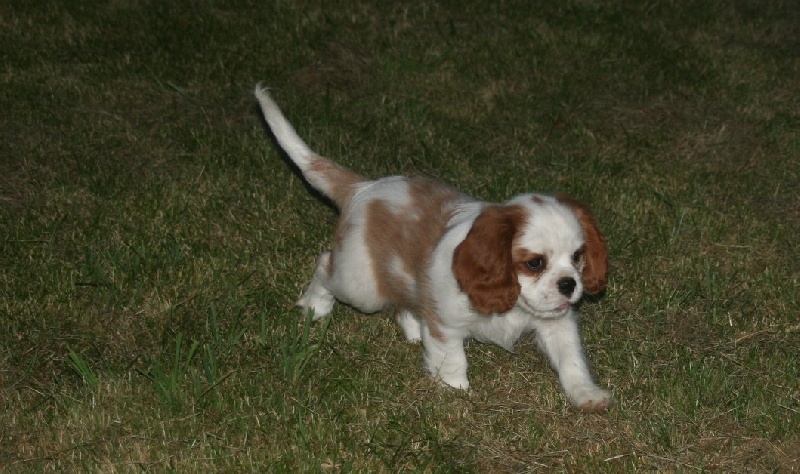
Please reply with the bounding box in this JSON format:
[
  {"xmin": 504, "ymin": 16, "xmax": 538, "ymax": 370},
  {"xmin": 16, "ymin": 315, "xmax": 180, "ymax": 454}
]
[{"xmin": 1, "ymin": 0, "xmax": 798, "ymax": 470}]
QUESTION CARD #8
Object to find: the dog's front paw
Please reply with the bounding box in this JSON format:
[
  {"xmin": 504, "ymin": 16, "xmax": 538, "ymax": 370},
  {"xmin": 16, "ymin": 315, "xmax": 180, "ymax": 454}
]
[
  {"xmin": 567, "ymin": 385, "xmax": 613, "ymax": 412},
  {"xmin": 395, "ymin": 310, "xmax": 422, "ymax": 342}
]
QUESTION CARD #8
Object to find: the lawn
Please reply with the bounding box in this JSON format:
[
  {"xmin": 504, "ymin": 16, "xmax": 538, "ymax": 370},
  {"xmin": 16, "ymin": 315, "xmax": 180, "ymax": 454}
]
[{"xmin": 1, "ymin": 0, "xmax": 798, "ymax": 471}]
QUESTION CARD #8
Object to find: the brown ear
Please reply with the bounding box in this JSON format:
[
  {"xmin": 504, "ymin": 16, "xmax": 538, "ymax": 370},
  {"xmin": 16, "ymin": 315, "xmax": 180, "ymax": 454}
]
[
  {"xmin": 556, "ymin": 194, "xmax": 608, "ymax": 295},
  {"xmin": 452, "ymin": 206, "xmax": 524, "ymax": 314}
]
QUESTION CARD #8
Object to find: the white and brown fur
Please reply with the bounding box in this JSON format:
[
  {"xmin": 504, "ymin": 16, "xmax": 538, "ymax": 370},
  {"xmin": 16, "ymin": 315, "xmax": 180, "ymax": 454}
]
[{"xmin": 256, "ymin": 86, "xmax": 612, "ymax": 411}]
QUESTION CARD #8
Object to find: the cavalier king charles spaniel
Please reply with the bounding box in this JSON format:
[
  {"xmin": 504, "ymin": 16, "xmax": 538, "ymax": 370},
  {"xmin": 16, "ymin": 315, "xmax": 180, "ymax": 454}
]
[{"xmin": 256, "ymin": 86, "xmax": 612, "ymax": 411}]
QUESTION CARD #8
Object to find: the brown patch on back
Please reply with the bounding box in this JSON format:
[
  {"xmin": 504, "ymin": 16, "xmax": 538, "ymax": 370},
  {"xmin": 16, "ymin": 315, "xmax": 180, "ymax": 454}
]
[
  {"xmin": 307, "ymin": 156, "xmax": 365, "ymax": 209},
  {"xmin": 363, "ymin": 178, "xmax": 464, "ymax": 309},
  {"xmin": 554, "ymin": 194, "xmax": 608, "ymax": 294},
  {"xmin": 452, "ymin": 205, "xmax": 528, "ymax": 315}
]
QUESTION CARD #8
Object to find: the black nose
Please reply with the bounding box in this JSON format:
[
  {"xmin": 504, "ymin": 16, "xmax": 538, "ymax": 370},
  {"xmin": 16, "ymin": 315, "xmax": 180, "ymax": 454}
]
[{"xmin": 557, "ymin": 277, "xmax": 576, "ymax": 296}]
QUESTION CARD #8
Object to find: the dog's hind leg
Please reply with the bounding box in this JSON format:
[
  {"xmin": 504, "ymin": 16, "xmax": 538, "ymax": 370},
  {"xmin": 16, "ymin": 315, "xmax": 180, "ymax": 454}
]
[{"xmin": 297, "ymin": 251, "xmax": 336, "ymax": 320}]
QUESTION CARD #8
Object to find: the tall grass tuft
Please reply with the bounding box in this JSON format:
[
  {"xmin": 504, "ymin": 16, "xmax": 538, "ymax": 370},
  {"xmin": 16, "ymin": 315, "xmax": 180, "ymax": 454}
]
[{"xmin": 281, "ymin": 310, "xmax": 331, "ymax": 385}]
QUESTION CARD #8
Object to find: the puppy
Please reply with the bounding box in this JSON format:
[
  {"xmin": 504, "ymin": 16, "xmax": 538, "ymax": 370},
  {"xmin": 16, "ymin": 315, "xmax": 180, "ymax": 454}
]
[{"xmin": 256, "ymin": 86, "xmax": 612, "ymax": 411}]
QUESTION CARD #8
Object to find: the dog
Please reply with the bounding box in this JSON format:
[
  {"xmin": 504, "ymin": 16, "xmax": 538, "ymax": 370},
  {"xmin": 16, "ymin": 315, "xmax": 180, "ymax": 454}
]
[{"xmin": 256, "ymin": 86, "xmax": 612, "ymax": 411}]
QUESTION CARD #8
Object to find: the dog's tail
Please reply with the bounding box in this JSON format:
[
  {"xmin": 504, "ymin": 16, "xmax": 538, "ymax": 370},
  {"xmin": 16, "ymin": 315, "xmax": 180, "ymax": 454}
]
[{"xmin": 255, "ymin": 84, "xmax": 366, "ymax": 209}]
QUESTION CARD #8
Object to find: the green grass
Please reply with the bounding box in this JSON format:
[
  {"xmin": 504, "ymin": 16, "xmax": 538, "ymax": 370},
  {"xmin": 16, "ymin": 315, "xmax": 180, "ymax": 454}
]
[{"xmin": 2, "ymin": 0, "xmax": 798, "ymax": 470}]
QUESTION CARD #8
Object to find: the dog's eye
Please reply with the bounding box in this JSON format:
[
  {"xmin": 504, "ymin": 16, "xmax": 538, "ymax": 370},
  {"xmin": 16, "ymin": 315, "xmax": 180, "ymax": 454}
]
[
  {"xmin": 572, "ymin": 249, "xmax": 583, "ymax": 263},
  {"xmin": 526, "ymin": 258, "xmax": 544, "ymax": 271}
]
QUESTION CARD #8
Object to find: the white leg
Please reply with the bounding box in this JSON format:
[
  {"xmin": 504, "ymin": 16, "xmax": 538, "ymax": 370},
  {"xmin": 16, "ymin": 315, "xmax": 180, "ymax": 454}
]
[
  {"xmin": 421, "ymin": 322, "xmax": 469, "ymax": 389},
  {"xmin": 296, "ymin": 252, "xmax": 335, "ymax": 320},
  {"xmin": 533, "ymin": 312, "xmax": 611, "ymax": 411},
  {"xmin": 395, "ymin": 309, "xmax": 422, "ymax": 342}
]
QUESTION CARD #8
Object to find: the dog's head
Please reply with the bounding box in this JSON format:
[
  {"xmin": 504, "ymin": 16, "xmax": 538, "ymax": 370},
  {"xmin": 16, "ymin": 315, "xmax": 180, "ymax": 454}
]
[{"xmin": 452, "ymin": 194, "xmax": 607, "ymax": 316}]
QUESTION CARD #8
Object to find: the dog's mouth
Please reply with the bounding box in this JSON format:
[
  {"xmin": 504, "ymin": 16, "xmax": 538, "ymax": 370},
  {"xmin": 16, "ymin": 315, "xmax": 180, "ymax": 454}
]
[
  {"xmin": 519, "ymin": 296, "xmax": 571, "ymax": 316},
  {"xmin": 543, "ymin": 302, "xmax": 571, "ymax": 315}
]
